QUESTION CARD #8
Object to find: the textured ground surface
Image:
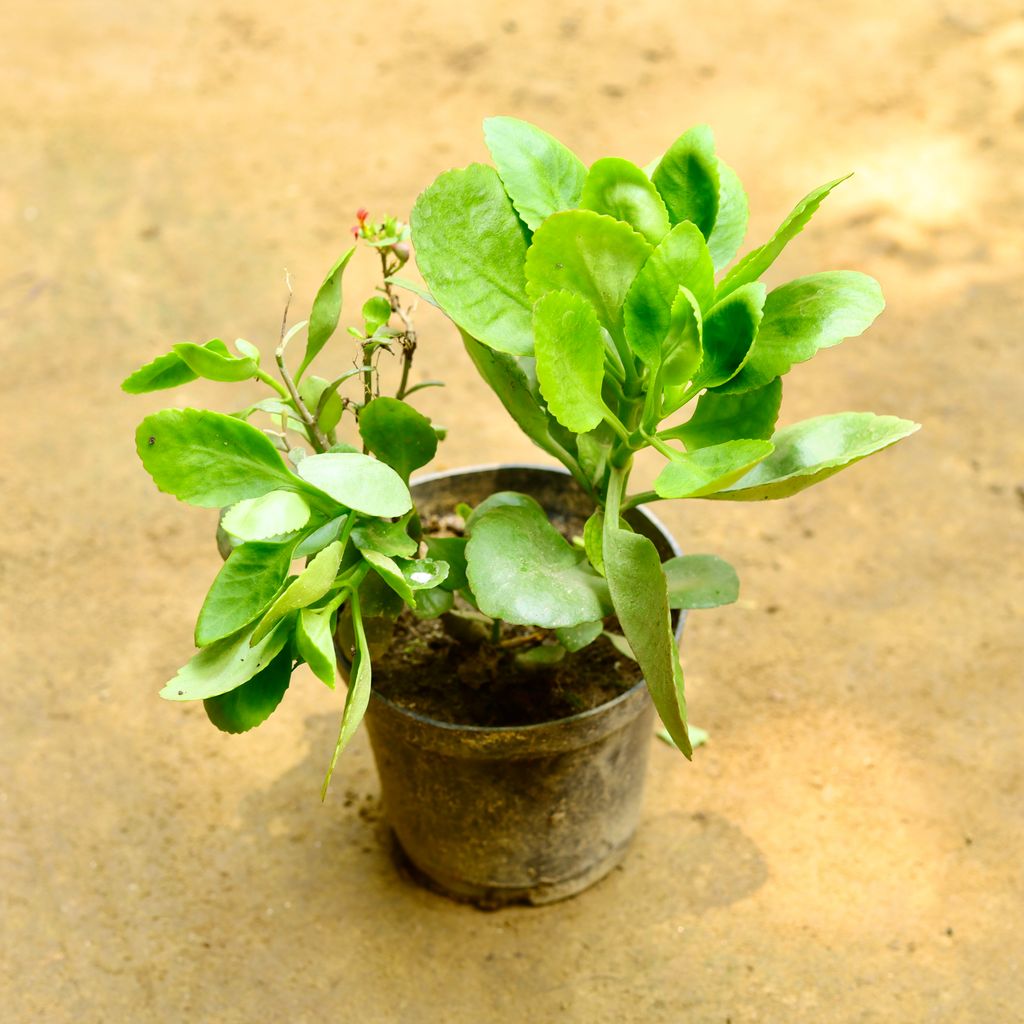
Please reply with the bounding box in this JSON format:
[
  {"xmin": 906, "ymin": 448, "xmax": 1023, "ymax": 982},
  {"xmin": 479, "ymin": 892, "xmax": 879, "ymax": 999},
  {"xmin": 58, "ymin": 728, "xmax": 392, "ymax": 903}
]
[{"xmin": 3, "ymin": 2, "xmax": 1022, "ymax": 1021}]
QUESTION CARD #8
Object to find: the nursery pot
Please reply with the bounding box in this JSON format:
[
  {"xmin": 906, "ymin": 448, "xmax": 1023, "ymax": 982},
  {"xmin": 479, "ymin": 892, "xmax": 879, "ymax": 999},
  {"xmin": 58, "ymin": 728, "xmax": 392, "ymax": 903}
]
[{"xmin": 362, "ymin": 464, "xmax": 684, "ymax": 908}]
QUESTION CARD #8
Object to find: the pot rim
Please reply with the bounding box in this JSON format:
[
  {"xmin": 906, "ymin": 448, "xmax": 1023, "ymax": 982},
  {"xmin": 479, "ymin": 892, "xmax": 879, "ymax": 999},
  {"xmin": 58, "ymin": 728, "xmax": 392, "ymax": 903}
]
[{"xmin": 366, "ymin": 461, "xmax": 684, "ymax": 741}]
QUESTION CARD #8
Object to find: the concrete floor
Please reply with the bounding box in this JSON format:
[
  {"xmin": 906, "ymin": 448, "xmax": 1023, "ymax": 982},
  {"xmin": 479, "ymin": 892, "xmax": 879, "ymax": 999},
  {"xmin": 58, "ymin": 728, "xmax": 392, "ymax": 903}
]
[{"xmin": 3, "ymin": 1, "xmax": 1022, "ymax": 1021}]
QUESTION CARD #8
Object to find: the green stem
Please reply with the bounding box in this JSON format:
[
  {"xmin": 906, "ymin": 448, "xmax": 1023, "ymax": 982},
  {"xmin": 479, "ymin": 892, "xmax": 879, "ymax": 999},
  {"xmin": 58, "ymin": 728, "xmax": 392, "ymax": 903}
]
[
  {"xmin": 490, "ymin": 617, "xmax": 502, "ymax": 645},
  {"xmin": 254, "ymin": 368, "xmax": 289, "ymax": 399},
  {"xmin": 622, "ymin": 490, "xmax": 659, "ymax": 511},
  {"xmin": 646, "ymin": 433, "xmax": 680, "ymax": 460}
]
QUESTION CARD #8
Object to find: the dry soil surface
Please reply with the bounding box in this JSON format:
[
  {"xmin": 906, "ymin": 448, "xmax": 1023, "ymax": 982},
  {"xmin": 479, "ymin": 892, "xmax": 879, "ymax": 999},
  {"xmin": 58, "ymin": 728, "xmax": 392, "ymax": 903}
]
[{"xmin": 2, "ymin": 2, "xmax": 1023, "ymax": 1022}]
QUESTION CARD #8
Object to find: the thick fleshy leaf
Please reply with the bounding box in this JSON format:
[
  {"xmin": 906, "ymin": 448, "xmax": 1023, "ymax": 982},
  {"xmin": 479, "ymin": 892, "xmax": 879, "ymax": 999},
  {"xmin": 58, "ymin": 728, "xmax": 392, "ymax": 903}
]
[
  {"xmin": 362, "ymin": 295, "xmax": 392, "ymax": 336},
  {"xmin": 172, "ymin": 342, "xmax": 257, "ymax": 383},
  {"xmin": 136, "ymin": 409, "xmax": 307, "ymax": 508},
  {"xmin": 661, "ymin": 287, "xmax": 703, "ymax": 387},
  {"xmin": 706, "ymin": 158, "xmax": 749, "ymax": 271},
  {"xmin": 298, "ymin": 247, "xmax": 356, "ymax": 379},
  {"xmin": 252, "ymin": 541, "xmax": 344, "ymax": 643},
  {"xmin": 555, "ymin": 619, "xmax": 603, "ymax": 652},
  {"xmin": 295, "ymin": 605, "xmax": 338, "ymax": 687},
  {"xmin": 358, "ymin": 397, "xmax": 437, "ymax": 480},
  {"xmin": 425, "ymin": 536, "xmax": 468, "ymax": 591},
  {"xmin": 293, "ymin": 516, "xmax": 346, "ymax": 558},
  {"xmin": 583, "ymin": 510, "xmax": 605, "ymax": 576},
  {"xmin": 298, "ymin": 375, "xmax": 345, "ymax": 433},
  {"xmin": 466, "ymin": 503, "xmax": 611, "ymax": 628},
  {"xmin": 361, "ymin": 549, "xmax": 416, "ymax": 604},
  {"xmin": 121, "ymin": 339, "xmax": 230, "ymax": 394},
  {"xmin": 352, "ymin": 517, "xmax": 418, "ymax": 559},
  {"xmin": 690, "ymin": 283, "xmax": 766, "ymax": 390},
  {"xmin": 580, "ymin": 157, "xmax": 671, "ymax": 244},
  {"xmin": 160, "ymin": 618, "xmax": 292, "ymax": 702},
  {"xmin": 533, "ymin": 290, "xmax": 607, "ymax": 433},
  {"xmin": 664, "ymin": 378, "xmax": 782, "ymax": 450},
  {"xmin": 663, "ymin": 554, "xmax": 739, "ymax": 609},
  {"xmin": 221, "ymin": 491, "xmax": 311, "ymax": 542},
  {"xmin": 525, "ymin": 210, "xmax": 652, "ymax": 348},
  {"xmin": 716, "ymin": 175, "xmax": 851, "ymax": 301},
  {"xmin": 718, "ymin": 271, "xmax": 885, "ymax": 393},
  {"xmin": 412, "ymin": 164, "xmax": 532, "ymax": 355},
  {"xmin": 296, "ymin": 452, "xmax": 412, "ymax": 517},
  {"xmin": 603, "ymin": 522, "xmax": 691, "ymax": 757},
  {"xmin": 482, "ymin": 116, "xmax": 587, "ymax": 230},
  {"xmin": 195, "ymin": 540, "xmax": 295, "ymax": 646},
  {"xmin": 400, "ymin": 558, "xmax": 449, "ymax": 590},
  {"xmin": 203, "ymin": 647, "xmax": 292, "ymax": 733},
  {"xmin": 623, "ymin": 222, "xmax": 715, "ymax": 371},
  {"xmin": 412, "ymin": 587, "xmax": 454, "ymax": 619},
  {"xmin": 706, "ymin": 413, "xmax": 920, "ymax": 501},
  {"xmin": 464, "ymin": 490, "xmax": 547, "ymax": 534},
  {"xmin": 651, "ymin": 125, "xmax": 720, "ymax": 239},
  {"xmin": 654, "ymin": 439, "xmax": 774, "ymax": 498}
]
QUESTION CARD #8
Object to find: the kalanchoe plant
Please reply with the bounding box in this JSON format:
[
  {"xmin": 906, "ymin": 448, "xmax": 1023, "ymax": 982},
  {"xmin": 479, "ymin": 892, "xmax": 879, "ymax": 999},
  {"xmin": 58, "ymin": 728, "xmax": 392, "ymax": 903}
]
[
  {"xmin": 406, "ymin": 117, "xmax": 919, "ymax": 756},
  {"xmin": 124, "ymin": 215, "xmax": 449, "ymax": 795}
]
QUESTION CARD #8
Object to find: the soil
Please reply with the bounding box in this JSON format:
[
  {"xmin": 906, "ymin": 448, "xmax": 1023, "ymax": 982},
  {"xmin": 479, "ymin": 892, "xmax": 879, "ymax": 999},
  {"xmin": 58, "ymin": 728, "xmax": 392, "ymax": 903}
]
[
  {"xmin": 4, "ymin": 2, "xmax": 1023, "ymax": 1022},
  {"xmin": 372, "ymin": 612, "xmax": 642, "ymax": 726}
]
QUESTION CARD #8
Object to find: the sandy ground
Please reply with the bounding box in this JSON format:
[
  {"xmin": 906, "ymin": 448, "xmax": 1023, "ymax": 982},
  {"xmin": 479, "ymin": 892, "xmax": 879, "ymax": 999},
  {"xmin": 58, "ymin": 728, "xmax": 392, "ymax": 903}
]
[{"xmin": 2, "ymin": 1, "xmax": 1023, "ymax": 1021}]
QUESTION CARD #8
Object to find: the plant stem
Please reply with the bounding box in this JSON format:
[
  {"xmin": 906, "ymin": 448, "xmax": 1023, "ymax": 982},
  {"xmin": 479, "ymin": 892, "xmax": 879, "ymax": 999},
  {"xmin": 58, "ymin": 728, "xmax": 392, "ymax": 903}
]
[
  {"xmin": 380, "ymin": 250, "xmax": 418, "ymax": 400},
  {"xmin": 491, "ymin": 617, "xmax": 502, "ymax": 645},
  {"xmin": 254, "ymin": 368, "xmax": 290, "ymax": 399},
  {"xmin": 275, "ymin": 275, "xmax": 329, "ymax": 453},
  {"xmin": 622, "ymin": 490, "xmax": 659, "ymax": 511}
]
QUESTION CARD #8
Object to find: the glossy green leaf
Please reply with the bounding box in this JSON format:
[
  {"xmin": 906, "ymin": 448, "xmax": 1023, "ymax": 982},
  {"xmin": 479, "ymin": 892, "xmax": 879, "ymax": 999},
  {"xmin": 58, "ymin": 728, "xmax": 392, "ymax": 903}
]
[
  {"xmin": 296, "ymin": 452, "xmax": 412, "ymax": 517},
  {"xmin": 654, "ymin": 439, "xmax": 774, "ymax": 498},
  {"xmin": 221, "ymin": 490, "xmax": 311, "ymax": 542},
  {"xmin": 361, "ymin": 549, "xmax": 416, "ymax": 605},
  {"xmin": 298, "ymin": 247, "xmax": 356, "ymax": 378},
  {"xmin": 716, "ymin": 175, "xmax": 851, "ymax": 301},
  {"xmin": 234, "ymin": 338, "xmax": 261, "ymax": 362},
  {"xmin": 651, "ymin": 125, "xmax": 720, "ymax": 239},
  {"xmin": 464, "ymin": 490, "xmax": 547, "ymax": 534},
  {"xmin": 400, "ymin": 558, "xmax": 449, "ymax": 590},
  {"xmin": 515, "ymin": 644, "xmax": 566, "ymax": 669},
  {"xmin": 298, "ymin": 375, "xmax": 345, "ymax": 434},
  {"xmin": 252, "ymin": 541, "xmax": 344, "ymax": 643},
  {"xmin": 352, "ymin": 517, "xmax": 418, "ymax": 559},
  {"xmin": 580, "ymin": 157, "xmax": 671, "ymax": 244},
  {"xmin": 533, "ymin": 291, "xmax": 608, "ymax": 433},
  {"xmin": 172, "ymin": 342, "xmax": 257, "ymax": 383},
  {"xmin": 136, "ymin": 409, "xmax": 306, "ymax": 508},
  {"xmin": 195, "ymin": 540, "xmax": 295, "ymax": 646},
  {"xmin": 160, "ymin": 617, "xmax": 292, "ymax": 701},
  {"xmin": 362, "ymin": 295, "xmax": 392, "ymax": 336},
  {"xmin": 718, "ymin": 271, "xmax": 885, "ymax": 393},
  {"xmin": 706, "ymin": 158, "xmax": 748, "ymax": 271},
  {"xmin": 425, "ymin": 536, "xmax": 468, "ymax": 591},
  {"xmin": 525, "ymin": 210, "xmax": 652, "ymax": 348},
  {"xmin": 295, "ymin": 605, "xmax": 338, "ymax": 688},
  {"xmin": 707, "ymin": 413, "xmax": 920, "ymax": 501},
  {"xmin": 203, "ymin": 647, "xmax": 292, "ymax": 733},
  {"xmin": 121, "ymin": 339, "xmax": 230, "ymax": 394},
  {"xmin": 412, "ymin": 164, "xmax": 533, "ymax": 355},
  {"xmin": 412, "ymin": 586, "xmax": 454, "ymax": 619},
  {"xmin": 661, "ymin": 287, "xmax": 703, "ymax": 387},
  {"xmin": 583, "ymin": 510, "xmax": 605, "ymax": 576},
  {"xmin": 690, "ymin": 283, "xmax": 766, "ymax": 390},
  {"xmin": 482, "ymin": 116, "xmax": 587, "ymax": 231},
  {"xmin": 623, "ymin": 222, "xmax": 715, "ymax": 371},
  {"xmin": 466, "ymin": 503, "xmax": 611, "ymax": 628},
  {"xmin": 663, "ymin": 554, "xmax": 739, "ymax": 609},
  {"xmin": 358, "ymin": 397, "xmax": 438, "ymax": 480},
  {"xmin": 664, "ymin": 378, "xmax": 782, "ymax": 450},
  {"xmin": 555, "ymin": 619, "xmax": 603, "ymax": 652},
  {"xmin": 384, "ymin": 275, "xmax": 438, "ymax": 309},
  {"xmin": 603, "ymin": 522, "xmax": 691, "ymax": 756},
  {"xmin": 293, "ymin": 515, "xmax": 346, "ymax": 558}
]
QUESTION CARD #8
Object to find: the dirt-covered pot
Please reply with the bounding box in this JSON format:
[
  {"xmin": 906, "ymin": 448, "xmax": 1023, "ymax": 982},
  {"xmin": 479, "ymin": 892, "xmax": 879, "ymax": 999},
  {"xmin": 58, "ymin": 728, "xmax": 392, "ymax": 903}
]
[{"xmin": 363, "ymin": 464, "xmax": 684, "ymax": 908}]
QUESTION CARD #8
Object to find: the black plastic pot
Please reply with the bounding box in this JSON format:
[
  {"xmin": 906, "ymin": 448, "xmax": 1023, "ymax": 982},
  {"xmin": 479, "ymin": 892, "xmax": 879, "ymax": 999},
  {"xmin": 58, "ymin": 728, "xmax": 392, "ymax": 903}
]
[{"xmin": 362, "ymin": 464, "xmax": 684, "ymax": 907}]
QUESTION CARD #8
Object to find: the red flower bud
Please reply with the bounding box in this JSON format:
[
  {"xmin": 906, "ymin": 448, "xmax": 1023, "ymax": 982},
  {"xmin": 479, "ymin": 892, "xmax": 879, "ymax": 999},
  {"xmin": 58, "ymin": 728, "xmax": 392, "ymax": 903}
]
[{"xmin": 356, "ymin": 207, "xmax": 369, "ymax": 225}]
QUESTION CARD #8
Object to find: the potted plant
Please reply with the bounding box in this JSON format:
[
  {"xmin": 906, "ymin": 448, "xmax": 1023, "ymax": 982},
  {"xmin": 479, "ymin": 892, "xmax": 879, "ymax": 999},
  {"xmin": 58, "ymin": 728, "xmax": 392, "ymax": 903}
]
[{"xmin": 125, "ymin": 119, "xmax": 918, "ymax": 907}]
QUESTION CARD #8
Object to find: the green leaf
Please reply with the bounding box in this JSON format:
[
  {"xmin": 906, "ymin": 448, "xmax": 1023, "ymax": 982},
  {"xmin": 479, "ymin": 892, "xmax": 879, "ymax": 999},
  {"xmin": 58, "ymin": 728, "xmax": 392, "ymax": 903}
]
[
  {"xmin": 161, "ymin": 618, "xmax": 292, "ymax": 701},
  {"xmin": 412, "ymin": 164, "xmax": 533, "ymax": 356},
  {"xmin": 195, "ymin": 540, "xmax": 295, "ymax": 646},
  {"xmin": 623, "ymin": 222, "xmax": 715, "ymax": 371},
  {"xmin": 121, "ymin": 339, "xmax": 230, "ymax": 394},
  {"xmin": 298, "ymin": 247, "xmax": 356, "ymax": 379},
  {"xmin": 716, "ymin": 175, "xmax": 851, "ymax": 301},
  {"xmin": 651, "ymin": 125, "xmax": 720, "ymax": 239},
  {"xmin": 252, "ymin": 541, "xmax": 344, "ymax": 643},
  {"xmin": 525, "ymin": 210, "xmax": 652, "ymax": 349},
  {"xmin": 533, "ymin": 291, "xmax": 608, "ymax": 433},
  {"xmin": 464, "ymin": 490, "xmax": 546, "ymax": 535},
  {"xmin": 661, "ymin": 287, "xmax": 703, "ymax": 387},
  {"xmin": 424, "ymin": 536, "xmax": 468, "ymax": 591},
  {"xmin": 583, "ymin": 510, "xmax": 605, "ymax": 576},
  {"xmin": 361, "ymin": 549, "xmax": 415, "ymax": 604},
  {"xmin": 296, "ymin": 452, "xmax": 412, "ymax": 517},
  {"xmin": 690, "ymin": 283, "xmax": 766, "ymax": 390},
  {"xmin": 663, "ymin": 554, "xmax": 739, "ymax": 609},
  {"xmin": 362, "ymin": 295, "xmax": 392, "ymax": 336},
  {"xmin": 663, "ymin": 378, "xmax": 782, "ymax": 450},
  {"xmin": 555, "ymin": 619, "xmax": 603, "ymax": 652},
  {"xmin": 136, "ymin": 409, "xmax": 307, "ymax": 508},
  {"xmin": 352, "ymin": 517, "xmax": 418, "ymax": 559},
  {"xmin": 466, "ymin": 503, "xmax": 611, "ymax": 628},
  {"xmin": 515, "ymin": 644, "xmax": 566, "ymax": 669},
  {"xmin": 203, "ymin": 647, "xmax": 292, "ymax": 733},
  {"xmin": 412, "ymin": 586, "xmax": 454, "ymax": 619},
  {"xmin": 580, "ymin": 157, "xmax": 671, "ymax": 244},
  {"xmin": 384, "ymin": 275, "xmax": 438, "ymax": 309},
  {"xmin": 400, "ymin": 558, "xmax": 449, "ymax": 590},
  {"xmin": 654, "ymin": 439, "xmax": 775, "ymax": 498},
  {"xmin": 706, "ymin": 412, "xmax": 920, "ymax": 501},
  {"xmin": 358, "ymin": 397, "xmax": 438, "ymax": 480},
  {"xmin": 603, "ymin": 631, "xmax": 636, "ymax": 661},
  {"xmin": 172, "ymin": 341, "xmax": 257, "ymax": 383},
  {"xmin": 482, "ymin": 116, "xmax": 587, "ymax": 231},
  {"xmin": 603, "ymin": 522, "xmax": 691, "ymax": 757},
  {"xmin": 221, "ymin": 490, "xmax": 311, "ymax": 541},
  {"xmin": 718, "ymin": 271, "xmax": 885, "ymax": 393},
  {"xmin": 294, "ymin": 515, "xmax": 346, "ymax": 558},
  {"xmin": 658, "ymin": 724, "xmax": 708, "ymax": 750},
  {"xmin": 234, "ymin": 338, "xmax": 261, "ymax": 362},
  {"xmin": 295, "ymin": 605, "xmax": 338, "ymax": 688},
  {"xmin": 706, "ymin": 159, "xmax": 748, "ymax": 271},
  {"xmin": 298, "ymin": 375, "xmax": 345, "ymax": 433}
]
